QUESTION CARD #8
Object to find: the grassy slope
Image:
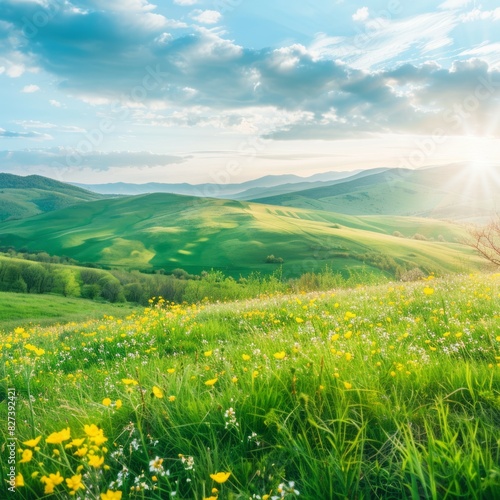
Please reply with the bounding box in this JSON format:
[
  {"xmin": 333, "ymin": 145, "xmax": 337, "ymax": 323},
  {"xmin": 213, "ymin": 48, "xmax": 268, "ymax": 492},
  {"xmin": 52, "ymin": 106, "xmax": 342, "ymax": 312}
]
[
  {"xmin": 0, "ymin": 193, "xmax": 487, "ymax": 277},
  {"xmin": 1, "ymin": 273, "xmax": 499, "ymax": 498},
  {"xmin": 0, "ymin": 173, "xmax": 103, "ymax": 221},
  {"xmin": 0, "ymin": 291, "xmax": 137, "ymax": 330},
  {"xmin": 253, "ymin": 164, "xmax": 500, "ymax": 221}
]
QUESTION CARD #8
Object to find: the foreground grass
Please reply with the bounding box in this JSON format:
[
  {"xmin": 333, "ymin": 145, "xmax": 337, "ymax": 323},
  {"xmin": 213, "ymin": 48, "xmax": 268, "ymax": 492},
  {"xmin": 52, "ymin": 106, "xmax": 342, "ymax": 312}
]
[
  {"xmin": 1, "ymin": 273, "xmax": 499, "ymax": 499},
  {"xmin": 0, "ymin": 292, "xmax": 137, "ymax": 330}
]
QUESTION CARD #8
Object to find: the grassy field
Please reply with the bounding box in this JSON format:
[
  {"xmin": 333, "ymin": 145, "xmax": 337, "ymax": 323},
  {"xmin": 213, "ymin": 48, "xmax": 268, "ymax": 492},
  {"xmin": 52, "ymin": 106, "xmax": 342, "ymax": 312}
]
[
  {"xmin": 0, "ymin": 292, "xmax": 137, "ymax": 330},
  {"xmin": 0, "ymin": 193, "xmax": 488, "ymax": 278},
  {"xmin": 1, "ymin": 273, "xmax": 499, "ymax": 498}
]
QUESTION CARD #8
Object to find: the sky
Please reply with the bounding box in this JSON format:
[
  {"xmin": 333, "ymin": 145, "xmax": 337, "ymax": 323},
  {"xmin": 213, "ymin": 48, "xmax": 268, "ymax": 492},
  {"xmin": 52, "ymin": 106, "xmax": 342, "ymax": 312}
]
[{"xmin": 0, "ymin": 0, "xmax": 500, "ymax": 184}]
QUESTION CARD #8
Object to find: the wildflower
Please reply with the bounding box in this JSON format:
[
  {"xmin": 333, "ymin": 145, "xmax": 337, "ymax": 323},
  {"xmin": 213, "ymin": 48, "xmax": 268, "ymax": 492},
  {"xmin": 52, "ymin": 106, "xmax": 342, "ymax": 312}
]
[
  {"xmin": 242, "ymin": 354, "xmax": 251, "ymax": 361},
  {"xmin": 205, "ymin": 378, "xmax": 218, "ymax": 386},
  {"xmin": 115, "ymin": 399, "xmax": 123, "ymax": 410},
  {"xmin": 102, "ymin": 398, "xmax": 112, "ymax": 407},
  {"xmin": 232, "ymin": 376, "xmax": 238, "ymax": 383},
  {"xmin": 15, "ymin": 473, "xmax": 24, "ymax": 487},
  {"xmin": 273, "ymin": 351, "xmax": 286, "ymax": 360},
  {"xmin": 295, "ymin": 317, "xmax": 304, "ymax": 323},
  {"xmin": 423, "ymin": 287, "xmax": 434, "ymax": 295},
  {"xmin": 88, "ymin": 455, "xmax": 105, "ymax": 468},
  {"xmin": 23, "ymin": 436, "xmax": 41, "ymax": 448},
  {"xmin": 343, "ymin": 382, "xmax": 352, "ymax": 389},
  {"xmin": 66, "ymin": 474, "xmax": 85, "ymax": 494},
  {"xmin": 46, "ymin": 427, "xmax": 71, "ymax": 444},
  {"xmin": 84, "ymin": 424, "xmax": 102, "ymax": 437},
  {"xmin": 252, "ymin": 370, "xmax": 259, "ymax": 379},
  {"xmin": 19, "ymin": 449, "xmax": 33, "ymax": 463},
  {"xmin": 210, "ymin": 472, "xmax": 231, "ymax": 483},
  {"xmin": 204, "ymin": 497, "xmax": 217, "ymax": 500},
  {"xmin": 204, "ymin": 350, "xmax": 213, "ymax": 357},
  {"xmin": 121, "ymin": 378, "xmax": 138, "ymax": 385},
  {"xmin": 149, "ymin": 457, "xmax": 164, "ymax": 473},
  {"xmin": 101, "ymin": 490, "xmax": 123, "ymax": 500},
  {"xmin": 168, "ymin": 395, "xmax": 176, "ymax": 402},
  {"xmin": 67, "ymin": 438, "xmax": 85, "ymax": 448},
  {"xmin": 41, "ymin": 472, "xmax": 64, "ymax": 494},
  {"xmin": 152, "ymin": 386, "xmax": 164, "ymax": 398},
  {"xmin": 167, "ymin": 368, "xmax": 175, "ymax": 374}
]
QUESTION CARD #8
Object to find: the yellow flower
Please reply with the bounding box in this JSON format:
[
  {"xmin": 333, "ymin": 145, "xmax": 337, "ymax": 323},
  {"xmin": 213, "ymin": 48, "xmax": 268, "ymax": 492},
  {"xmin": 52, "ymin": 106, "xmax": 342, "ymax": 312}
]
[
  {"xmin": 67, "ymin": 438, "xmax": 85, "ymax": 448},
  {"xmin": 84, "ymin": 424, "xmax": 102, "ymax": 437},
  {"xmin": 152, "ymin": 386, "xmax": 164, "ymax": 398},
  {"xmin": 121, "ymin": 378, "xmax": 138, "ymax": 385},
  {"xmin": 66, "ymin": 474, "xmax": 85, "ymax": 493},
  {"xmin": 252, "ymin": 370, "xmax": 259, "ymax": 379},
  {"xmin": 423, "ymin": 287, "xmax": 434, "ymax": 295},
  {"xmin": 101, "ymin": 490, "xmax": 123, "ymax": 500},
  {"xmin": 203, "ymin": 497, "xmax": 217, "ymax": 500},
  {"xmin": 15, "ymin": 473, "xmax": 24, "ymax": 487},
  {"xmin": 496, "ymin": 335, "xmax": 500, "ymax": 341},
  {"xmin": 88, "ymin": 455, "xmax": 105, "ymax": 468},
  {"xmin": 295, "ymin": 317, "xmax": 304, "ymax": 323},
  {"xmin": 343, "ymin": 382, "xmax": 352, "ymax": 389},
  {"xmin": 46, "ymin": 427, "xmax": 71, "ymax": 444},
  {"xmin": 204, "ymin": 350, "xmax": 213, "ymax": 357},
  {"xmin": 231, "ymin": 376, "xmax": 238, "ymax": 383},
  {"xmin": 19, "ymin": 449, "xmax": 33, "ymax": 463},
  {"xmin": 167, "ymin": 368, "xmax": 175, "ymax": 374},
  {"xmin": 41, "ymin": 472, "xmax": 64, "ymax": 494},
  {"xmin": 168, "ymin": 395, "xmax": 176, "ymax": 402},
  {"xmin": 74, "ymin": 447, "xmax": 88, "ymax": 457},
  {"xmin": 242, "ymin": 354, "xmax": 251, "ymax": 361},
  {"xmin": 273, "ymin": 351, "xmax": 286, "ymax": 360},
  {"xmin": 210, "ymin": 472, "xmax": 231, "ymax": 484},
  {"xmin": 115, "ymin": 399, "xmax": 123, "ymax": 409},
  {"xmin": 23, "ymin": 436, "xmax": 41, "ymax": 448},
  {"xmin": 102, "ymin": 398, "xmax": 112, "ymax": 407},
  {"xmin": 205, "ymin": 378, "xmax": 218, "ymax": 386}
]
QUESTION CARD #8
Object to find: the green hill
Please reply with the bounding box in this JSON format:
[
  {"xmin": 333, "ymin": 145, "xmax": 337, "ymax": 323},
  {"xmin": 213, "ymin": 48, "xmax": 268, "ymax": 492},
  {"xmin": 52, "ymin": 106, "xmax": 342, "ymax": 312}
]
[
  {"xmin": 0, "ymin": 173, "xmax": 104, "ymax": 221},
  {"xmin": 0, "ymin": 192, "xmax": 487, "ymax": 277},
  {"xmin": 253, "ymin": 164, "xmax": 500, "ymax": 222}
]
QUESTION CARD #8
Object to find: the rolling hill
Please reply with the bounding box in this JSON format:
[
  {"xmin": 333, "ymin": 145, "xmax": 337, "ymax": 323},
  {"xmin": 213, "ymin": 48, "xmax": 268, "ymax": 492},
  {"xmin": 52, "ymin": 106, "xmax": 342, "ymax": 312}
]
[
  {"xmin": 0, "ymin": 173, "xmax": 104, "ymax": 221},
  {"xmin": 253, "ymin": 163, "xmax": 500, "ymax": 222},
  {"xmin": 0, "ymin": 192, "xmax": 487, "ymax": 277}
]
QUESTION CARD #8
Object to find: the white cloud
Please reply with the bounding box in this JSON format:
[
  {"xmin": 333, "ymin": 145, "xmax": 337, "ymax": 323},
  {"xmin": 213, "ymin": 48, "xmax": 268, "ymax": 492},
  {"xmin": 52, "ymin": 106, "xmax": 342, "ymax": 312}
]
[
  {"xmin": 49, "ymin": 99, "xmax": 64, "ymax": 108},
  {"xmin": 352, "ymin": 7, "xmax": 369, "ymax": 22},
  {"xmin": 460, "ymin": 8, "xmax": 500, "ymax": 22},
  {"xmin": 174, "ymin": 0, "xmax": 198, "ymax": 5},
  {"xmin": 6, "ymin": 64, "xmax": 25, "ymax": 77},
  {"xmin": 190, "ymin": 9, "xmax": 222, "ymax": 25},
  {"xmin": 439, "ymin": 0, "xmax": 472, "ymax": 10},
  {"xmin": 21, "ymin": 84, "xmax": 40, "ymax": 93}
]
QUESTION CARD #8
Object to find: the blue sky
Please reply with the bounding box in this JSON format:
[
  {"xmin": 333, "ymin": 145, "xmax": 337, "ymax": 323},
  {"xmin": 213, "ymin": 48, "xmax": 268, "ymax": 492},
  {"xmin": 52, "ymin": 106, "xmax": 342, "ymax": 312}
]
[{"xmin": 0, "ymin": 0, "xmax": 499, "ymax": 184}]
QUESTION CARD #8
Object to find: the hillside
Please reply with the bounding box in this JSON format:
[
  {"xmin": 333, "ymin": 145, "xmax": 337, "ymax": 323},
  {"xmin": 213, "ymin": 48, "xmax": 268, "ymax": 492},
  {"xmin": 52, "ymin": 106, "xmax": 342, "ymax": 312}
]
[
  {"xmin": 253, "ymin": 164, "xmax": 500, "ymax": 222},
  {"xmin": 0, "ymin": 192, "xmax": 487, "ymax": 277},
  {"xmin": 0, "ymin": 173, "xmax": 104, "ymax": 221}
]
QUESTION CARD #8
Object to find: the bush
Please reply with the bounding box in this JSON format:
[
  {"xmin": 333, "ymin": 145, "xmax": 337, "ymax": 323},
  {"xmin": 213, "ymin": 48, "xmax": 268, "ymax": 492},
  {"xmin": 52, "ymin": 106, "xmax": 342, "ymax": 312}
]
[
  {"xmin": 398, "ymin": 267, "xmax": 426, "ymax": 282},
  {"xmin": 412, "ymin": 233, "xmax": 428, "ymax": 241},
  {"xmin": 265, "ymin": 255, "xmax": 284, "ymax": 264}
]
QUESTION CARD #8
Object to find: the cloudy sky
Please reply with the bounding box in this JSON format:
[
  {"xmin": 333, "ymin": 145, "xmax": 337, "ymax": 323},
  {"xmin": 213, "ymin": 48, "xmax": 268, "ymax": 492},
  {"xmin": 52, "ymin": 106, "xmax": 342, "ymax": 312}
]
[{"xmin": 1, "ymin": 0, "xmax": 500, "ymax": 184}]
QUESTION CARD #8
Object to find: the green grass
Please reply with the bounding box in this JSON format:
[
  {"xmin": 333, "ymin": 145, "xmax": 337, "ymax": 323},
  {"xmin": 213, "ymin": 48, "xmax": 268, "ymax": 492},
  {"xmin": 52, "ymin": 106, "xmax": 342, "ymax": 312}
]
[
  {"xmin": 1, "ymin": 273, "xmax": 499, "ymax": 498},
  {"xmin": 0, "ymin": 292, "xmax": 137, "ymax": 330},
  {"xmin": 0, "ymin": 192, "xmax": 489, "ymax": 278}
]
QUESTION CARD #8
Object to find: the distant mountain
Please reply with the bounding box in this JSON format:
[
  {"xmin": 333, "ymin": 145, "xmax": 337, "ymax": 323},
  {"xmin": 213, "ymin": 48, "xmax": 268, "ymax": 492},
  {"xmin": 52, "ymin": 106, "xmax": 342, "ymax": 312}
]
[
  {"xmin": 73, "ymin": 170, "xmax": 364, "ymax": 197},
  {"xmin": 252, "ymin": 164, "xmax": 500, "ymax": 222},
  {"xmin": 233, "ymin": 168, "xmax": 389, "ymax": 200},
  {"xmin": 0, "ymin": 173, "xmax": 104, "ymax": 221},
  {"xmin": 0, "ymin": 191, "xmax": 485, "ymax": 277}
]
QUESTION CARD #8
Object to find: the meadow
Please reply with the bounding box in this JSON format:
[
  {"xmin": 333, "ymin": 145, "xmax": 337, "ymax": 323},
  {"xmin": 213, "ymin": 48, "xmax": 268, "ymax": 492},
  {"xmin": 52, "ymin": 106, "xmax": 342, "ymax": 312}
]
[
  {"xmin": 1, "ymin": 273, "xmax": 499, "ymax": 499},
  {"xmin": 0, "ymin": 193, "xmax": 486, "ymax": 278}
]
